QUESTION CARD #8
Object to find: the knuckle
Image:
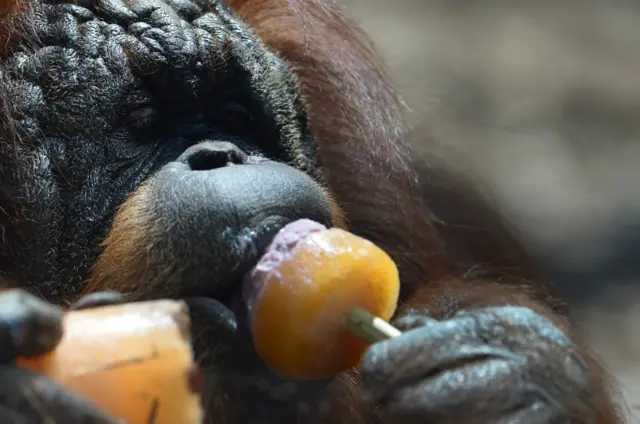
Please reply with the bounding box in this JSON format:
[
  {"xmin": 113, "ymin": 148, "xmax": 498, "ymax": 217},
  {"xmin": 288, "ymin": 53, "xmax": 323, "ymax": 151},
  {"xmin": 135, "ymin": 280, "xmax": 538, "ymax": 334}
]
[
  {"xmin": 461, "ymin": 306, "xmax": 574, "ymax": 351},
  {"xmin": 392, "ymin": 314, "xmax": 434, "ymax": 331},
  {"xmin": 0, "ymin": 290, "xmax": 63, "ymax": 360}
]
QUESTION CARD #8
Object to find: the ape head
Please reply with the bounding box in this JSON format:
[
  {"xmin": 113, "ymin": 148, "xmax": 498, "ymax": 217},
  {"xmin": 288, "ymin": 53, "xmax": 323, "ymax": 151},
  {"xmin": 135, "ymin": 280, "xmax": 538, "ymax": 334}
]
[
  {"xmin": 0, "ymin": 0, "xmax": 339, "ymax": 296},
  {"xmin": 0, "ymin": 0, "xmax": 444, "ymax": 421}
]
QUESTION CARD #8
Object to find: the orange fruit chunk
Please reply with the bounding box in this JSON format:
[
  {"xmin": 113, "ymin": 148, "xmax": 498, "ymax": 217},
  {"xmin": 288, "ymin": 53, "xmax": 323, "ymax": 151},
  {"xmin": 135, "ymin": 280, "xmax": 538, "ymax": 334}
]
[
  {"xmin": 245, "ymin": 220, "xmax": 400, "ymax": 380},
  {"xmin": 17, "ymin": 300, "xmax": 203, "ymax": 424}
]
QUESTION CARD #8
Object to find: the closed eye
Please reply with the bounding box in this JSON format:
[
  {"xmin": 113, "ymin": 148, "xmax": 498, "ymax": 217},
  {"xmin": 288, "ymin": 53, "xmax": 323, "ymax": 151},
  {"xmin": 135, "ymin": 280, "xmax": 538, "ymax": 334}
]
[
  {"xmin": 127, "ymin": 106, "xmax": 158, "ymax": 128},
  {"xmin": 221, "ymin": 102, "xmax": 254, "ymax": 124}
]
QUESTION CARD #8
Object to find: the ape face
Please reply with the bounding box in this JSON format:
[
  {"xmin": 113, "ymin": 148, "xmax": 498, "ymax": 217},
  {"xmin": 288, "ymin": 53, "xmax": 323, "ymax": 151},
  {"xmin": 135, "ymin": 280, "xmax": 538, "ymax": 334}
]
[
  {"xmin": 0, "ymin": 0, "xmax": 336, "ymax": 299},
  {"xmin": 0, "ymin": 0, "xmax": 343, "ymax": 416}
]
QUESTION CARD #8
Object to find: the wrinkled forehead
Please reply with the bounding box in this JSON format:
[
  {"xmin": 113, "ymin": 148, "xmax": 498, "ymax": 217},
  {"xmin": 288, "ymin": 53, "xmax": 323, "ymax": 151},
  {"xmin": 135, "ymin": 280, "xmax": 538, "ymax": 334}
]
[
  {"xmin": 0, "ymin": 0, "xmax": 232, "ymax": 20},
  {"xmin": 0, "ymin": 0, "xmax": 314, "ymax": 165},
  {"xmin": 0, "ymin": 0, "xmax": 278, "ymax": 77}
]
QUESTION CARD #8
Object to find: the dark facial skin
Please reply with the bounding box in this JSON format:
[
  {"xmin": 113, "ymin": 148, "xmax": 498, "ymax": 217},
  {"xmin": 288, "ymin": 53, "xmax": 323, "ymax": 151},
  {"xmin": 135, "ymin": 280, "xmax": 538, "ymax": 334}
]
[
  {"xmin": 0, "ymin": 0, "xmax": 336, "ymax": 417},
  {"xmin": 0, "ymin": 0, "xmax": 328, "ymax": 299}
]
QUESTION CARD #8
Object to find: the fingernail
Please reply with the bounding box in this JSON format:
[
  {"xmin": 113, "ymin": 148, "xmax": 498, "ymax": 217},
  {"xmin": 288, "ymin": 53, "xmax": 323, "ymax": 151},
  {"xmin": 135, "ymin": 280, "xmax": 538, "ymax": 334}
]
[{"xmin": 70, "ymin": 291, "xmax": 125, "ymax": 310}]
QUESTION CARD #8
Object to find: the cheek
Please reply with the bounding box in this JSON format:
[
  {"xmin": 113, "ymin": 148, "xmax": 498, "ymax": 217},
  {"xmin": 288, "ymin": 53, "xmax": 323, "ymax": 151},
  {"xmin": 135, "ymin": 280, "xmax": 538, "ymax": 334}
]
[
  {"xmin": 0, "ymin": 145, "xmax": 60, "ymax": 236},
  {"xmin": 81, "ymin": 183, "xmax": 161, "ymax": 300},
  {"xmin": 0, "ymin": 145, "xmax": 64, "ymax": 289}
]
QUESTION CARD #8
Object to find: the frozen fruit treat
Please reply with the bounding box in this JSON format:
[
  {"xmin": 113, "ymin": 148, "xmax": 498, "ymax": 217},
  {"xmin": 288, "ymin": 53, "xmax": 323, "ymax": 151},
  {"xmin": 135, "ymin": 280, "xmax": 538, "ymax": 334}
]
[{"xmin": 243, "ymin": 219, "xmax": 400, "ymax": 380}]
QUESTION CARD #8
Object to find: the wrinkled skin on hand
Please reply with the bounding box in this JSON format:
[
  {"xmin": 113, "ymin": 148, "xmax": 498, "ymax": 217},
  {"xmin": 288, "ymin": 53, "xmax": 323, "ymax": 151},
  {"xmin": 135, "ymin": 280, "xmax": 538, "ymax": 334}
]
[
  {"xmin": 360, "ymin": 306, "xmax": 594, "ymax": 424},
  {"xmin": 0, "ymin": 290, "xmax": 124, "ymax": 424}
]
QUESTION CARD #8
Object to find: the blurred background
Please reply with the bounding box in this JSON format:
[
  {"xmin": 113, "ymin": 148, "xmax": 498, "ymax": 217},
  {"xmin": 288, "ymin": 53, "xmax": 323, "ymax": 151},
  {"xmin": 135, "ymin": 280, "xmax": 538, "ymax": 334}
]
[{"xmin": 341, "ymin": 0, "xmax": 640, "ymax": 420}]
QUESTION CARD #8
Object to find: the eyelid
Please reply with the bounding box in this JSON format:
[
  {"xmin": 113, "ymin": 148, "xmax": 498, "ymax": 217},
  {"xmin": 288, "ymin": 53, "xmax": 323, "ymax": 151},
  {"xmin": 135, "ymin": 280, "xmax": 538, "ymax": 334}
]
[
  {"xmin": 224, "ymin": 102, "xmax": 253, "ymax": 121},
  {"xmin": 127, "ymin": 106, "xmax": 157, "ymax": 128}
]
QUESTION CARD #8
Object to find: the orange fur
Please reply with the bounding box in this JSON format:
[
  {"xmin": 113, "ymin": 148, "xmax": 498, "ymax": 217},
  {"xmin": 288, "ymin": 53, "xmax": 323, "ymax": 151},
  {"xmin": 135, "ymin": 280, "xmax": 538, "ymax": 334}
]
[
  {"xmin": 0, "ymin": 0, "xmax": 23, "ymax": 18},
  {"xmin": 229, "ymin": 0, "xmax": 451, "ymax": 297}
]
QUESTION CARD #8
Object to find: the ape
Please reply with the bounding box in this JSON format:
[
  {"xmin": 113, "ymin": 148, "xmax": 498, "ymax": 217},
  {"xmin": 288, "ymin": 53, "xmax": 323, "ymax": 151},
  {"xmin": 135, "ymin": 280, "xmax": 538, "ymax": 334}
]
[{"xmin": 0, "ymin": 0, "xmax": 623, "ymax": 423}]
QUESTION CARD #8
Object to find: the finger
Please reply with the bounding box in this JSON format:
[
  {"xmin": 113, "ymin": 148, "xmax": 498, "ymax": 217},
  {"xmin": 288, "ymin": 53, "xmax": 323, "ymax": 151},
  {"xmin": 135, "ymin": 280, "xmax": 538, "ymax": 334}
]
[
  {"xmin": 454, "ymin": 306, "xmax": 574, "ymax": 350},
  {"xmin": 360, "ymin": 316, "xmax": 519, "ymax": 402},
  {"xmin": 0, "ymin": 290, "xmax": 63, "ymax": 363},
  {"xmin": 0, "ymin": 365, "xmax": 122, "ymax": 424},
  {"xmin": 69, "ymin": 291, "xmax": 125, "ymax": 311},
  {"xmin": 380, "ymin": 358, "xmax": 550, "ymax": 423},
  {"xmin": 184, "ymin": 297, "xmax": 239, "ymax": 365},
  {"xmin": 391, "ymin": 312, "xmax": 439, "ymax": 331},
  {"xmin": 494, "ymin": 402, "xmax": 565, "ymax": 424},
  {"xmin": 184, "ymin": 297, "xmax": 238, "ymax": 339},
  {"xmin": 456, "ymin": 307, "xmax": 593, "ymax": 402}
]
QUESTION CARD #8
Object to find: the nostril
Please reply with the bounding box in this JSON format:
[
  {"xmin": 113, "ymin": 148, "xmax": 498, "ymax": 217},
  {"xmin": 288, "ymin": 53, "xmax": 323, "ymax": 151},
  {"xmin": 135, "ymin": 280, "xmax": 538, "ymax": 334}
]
[
  {"xmin": 179, "ymin": 141, "xmax": 248, "ymax": 171},
  {"xmin": 188, "ymin": 150, "xmax": 238, "ymax": 171}
]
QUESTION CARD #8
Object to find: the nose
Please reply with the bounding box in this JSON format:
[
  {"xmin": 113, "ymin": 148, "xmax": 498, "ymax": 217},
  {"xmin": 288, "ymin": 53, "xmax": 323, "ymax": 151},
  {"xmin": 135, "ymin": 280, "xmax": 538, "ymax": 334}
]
[{"xmin": 177, "ymin": 141, "xmax": 248, "ymax": 171}]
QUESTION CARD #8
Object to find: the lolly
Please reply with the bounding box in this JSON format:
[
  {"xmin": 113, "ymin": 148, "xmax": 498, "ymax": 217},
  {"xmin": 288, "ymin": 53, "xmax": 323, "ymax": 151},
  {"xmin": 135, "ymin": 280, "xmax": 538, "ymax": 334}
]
[
  {"xmin": 17, "ymin": 300, "xmax": 204, "ymax": 424},
  {"xmin": 244, "ymin": 219, "xmax": 401, "ymax": 380}
]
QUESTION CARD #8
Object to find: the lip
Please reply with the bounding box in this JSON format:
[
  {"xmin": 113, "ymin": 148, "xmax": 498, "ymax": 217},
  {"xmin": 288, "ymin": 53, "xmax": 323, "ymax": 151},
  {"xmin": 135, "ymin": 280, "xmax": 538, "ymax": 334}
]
[
  {"xmin": 222, "ymin": 216, "xmax": 294, "ymax": 291},
  {"xmin": 147, "ymin": 160, "xmax": 336, "ymax": 298},
  {"xmin": 184, "ymin": 219, "xmax": 334, "ymax": 406},
  {"xmin": 183, "ymin": 215, "xmax": 291, "ymax": 338},
  {"xmin": 174, "ymin": 208, "xmax": 348, "ymax": 416},
  {"xmin": 185, "ymin": 295, "xmax": 332, "ymax": 407}
]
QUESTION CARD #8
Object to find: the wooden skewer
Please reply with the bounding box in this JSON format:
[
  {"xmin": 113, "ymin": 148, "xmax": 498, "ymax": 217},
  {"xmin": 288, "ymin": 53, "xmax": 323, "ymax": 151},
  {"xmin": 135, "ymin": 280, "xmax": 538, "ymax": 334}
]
[{"xmin": 346, "ymin": 307, "xmax": 403, "ymax": 344}]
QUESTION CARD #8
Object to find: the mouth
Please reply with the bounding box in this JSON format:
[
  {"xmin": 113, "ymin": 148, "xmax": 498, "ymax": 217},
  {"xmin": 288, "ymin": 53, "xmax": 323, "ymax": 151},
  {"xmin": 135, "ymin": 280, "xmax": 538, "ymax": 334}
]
[
  {"xmin": 186, "ymin": 214, "xmax": 291, "ymax": 335},
  {"xmin": 83, "ymin": 160, "xmax": 341, "ymax": 410},
  {"xmin": 184, "ymin": 217, "xmax": 334, "ymax": 406}
]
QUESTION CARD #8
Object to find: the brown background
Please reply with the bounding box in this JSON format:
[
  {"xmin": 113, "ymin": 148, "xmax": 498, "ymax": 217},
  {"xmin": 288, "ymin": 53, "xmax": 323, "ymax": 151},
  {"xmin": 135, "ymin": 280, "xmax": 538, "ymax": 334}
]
[{"xmin": 342, "ymin": 0, "xmax": 640, "ymax": 420}]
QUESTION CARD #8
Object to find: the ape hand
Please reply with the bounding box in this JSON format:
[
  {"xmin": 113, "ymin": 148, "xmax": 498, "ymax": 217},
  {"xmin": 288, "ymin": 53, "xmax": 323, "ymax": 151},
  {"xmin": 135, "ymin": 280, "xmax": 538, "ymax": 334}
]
[
  {"xmin": 360, "ymin": 306, "xmax": 593, "ymax": 424},
  {"xmin": 0, "ymin": 289, "xmax": 123, "ymax": 424}
]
